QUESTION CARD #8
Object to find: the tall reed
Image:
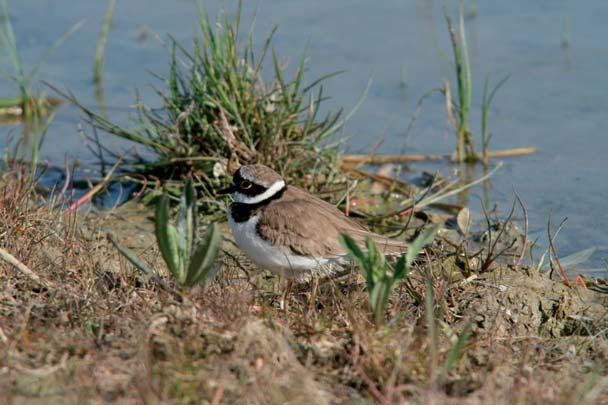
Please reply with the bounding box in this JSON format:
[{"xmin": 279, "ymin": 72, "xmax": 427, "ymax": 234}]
[{"xmin": 94, "ymin": 0, "xmax": 116, "ymax": 84}]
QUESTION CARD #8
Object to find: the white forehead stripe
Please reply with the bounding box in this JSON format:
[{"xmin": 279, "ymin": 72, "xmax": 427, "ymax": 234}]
[{"xmin": 233, "ymin": 180, "xmax": 286, "ymax": 204}]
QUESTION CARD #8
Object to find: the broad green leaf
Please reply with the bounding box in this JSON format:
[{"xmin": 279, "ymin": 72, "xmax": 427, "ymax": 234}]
[
  {"xmin": 406, "ymin": 224, "xmax": 441, "ymax": 268},
  {"xmin": 166, "ymin": 225, "xmax": 184, "ymax": 281},
  {"xmin": 185, "ymin": 223, "xmax": 222, "ymax": 286},
  {"xmin": 155, "ymin": 194, "xmax": 181, "ymax": 279}
]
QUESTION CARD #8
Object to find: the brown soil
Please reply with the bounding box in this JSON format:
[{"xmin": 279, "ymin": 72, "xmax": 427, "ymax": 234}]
[{"xmin": 1, "ymin": 197, "xmax": 607, "ymax": 404}]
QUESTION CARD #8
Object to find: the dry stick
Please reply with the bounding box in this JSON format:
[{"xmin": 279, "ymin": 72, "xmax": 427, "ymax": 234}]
[
  {"xmin": 0, "ymin": 248, "xmax": 49, "ymax": 288},
  {"xmin": 66, "ymin": 159, "xmax": 121, "ymax": 212},
  {"xmin": 210, "ymin": 382, "xmax": 225, "ymax": 405},
  {"xmin": 514, "ymin": 190, "xmax": 529, "ymax": 267},
  {"xmin": 341, "ymin": 147, "xmax": 537, "ymax": 165}
]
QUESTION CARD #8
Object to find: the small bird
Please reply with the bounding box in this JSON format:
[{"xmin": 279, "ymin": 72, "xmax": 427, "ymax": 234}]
[{"xmin": 218, "ymin": 164, "xmax": 408, "ymax": 305}]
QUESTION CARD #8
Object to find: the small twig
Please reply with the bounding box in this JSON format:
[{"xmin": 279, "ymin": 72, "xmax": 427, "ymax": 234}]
[
  {"xmin": 547, "ymin": 215, "xmax": 571, "ymax": 287},
  {"xmin": 66, "ymin": 158, "xmax": 121, "ymax": 211},
  {"xmin": 0, "ymin": 248, "xmax": 50, "ymax": 288},
  {"xmin": 514, "ymin": 190, "xmax": 528, "ymax": 267},
  {"xmin": 210, "ymin": 381, "xmax": 225, "ymax": 405},
  {"xmin": 481, "ymin": 199, "xmax": 517, "ymax": 272}
]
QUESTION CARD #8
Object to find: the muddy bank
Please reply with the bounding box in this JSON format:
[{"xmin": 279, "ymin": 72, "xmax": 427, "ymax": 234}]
[{"xmin": 1, "ymin": 201, "xmax": 607, "ymax": 403}]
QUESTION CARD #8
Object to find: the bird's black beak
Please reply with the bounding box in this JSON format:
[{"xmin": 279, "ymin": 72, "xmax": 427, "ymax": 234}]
[{"xmin": 216, "ymin": 185, "xmax": 237, "ymax": 195}]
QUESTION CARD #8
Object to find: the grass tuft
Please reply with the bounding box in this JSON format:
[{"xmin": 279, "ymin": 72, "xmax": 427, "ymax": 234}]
[
  {"xmin": 444, "ymin": 5, "xmax": 475, "ymax": 163},
  {"xmin": 73, "ymin": 1, "xmax": 347, "ymax": 203},
  {"xmin": 443, "ymin": 5, "xmax": 514, "ymax": 164}
]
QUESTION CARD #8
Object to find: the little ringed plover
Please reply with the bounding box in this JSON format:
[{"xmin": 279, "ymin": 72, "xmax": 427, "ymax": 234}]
[{"xmin": 219, "ymin": 164, "xmax": 408, "ymax": 283}]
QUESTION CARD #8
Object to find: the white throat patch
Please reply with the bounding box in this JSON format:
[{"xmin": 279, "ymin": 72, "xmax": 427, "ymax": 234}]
[{"xmin": 233, "ymin": 180, "xmax": 286, "ymax": 204}]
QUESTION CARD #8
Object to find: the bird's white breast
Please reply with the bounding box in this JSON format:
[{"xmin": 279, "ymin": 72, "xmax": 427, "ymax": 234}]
[{"xmin": 228, "ymin": 210, "xmax": 329, "ymax": 279}]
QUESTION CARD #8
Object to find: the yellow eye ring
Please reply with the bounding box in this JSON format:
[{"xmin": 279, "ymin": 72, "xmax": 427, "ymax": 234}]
[{"xmin": 240, "ymin": 181, "xmax": 253, "ymax": 190}]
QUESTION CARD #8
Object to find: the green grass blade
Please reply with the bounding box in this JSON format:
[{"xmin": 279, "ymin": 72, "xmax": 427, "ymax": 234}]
[
  {"xmin": 107, "ymin": 233, "xmax": 154, "ymax": 275},
  {"xmin": 339, "ymin": 233, "xmax": 365, "ymax": 264},
  {"xmin": 459, "ymin": 6, "xmax": 471, "ymax": 126},
  {"xmin": 93, "ymin": 0, "xmax": 116, "ymax": 83},
  {"xmin": 339, "ymin": 233, "xmax": 372, "ymax": 286},
  {"xmin": 443, "ymin": 321, "xmax": 472, "ymax": 377},
  {"xmin": 406, "ymin": 224, "xmax": 440, "ymax": 268},
  {"xmin": 1, "ymin": 0, "xmax": 26, "ymax": 99}
]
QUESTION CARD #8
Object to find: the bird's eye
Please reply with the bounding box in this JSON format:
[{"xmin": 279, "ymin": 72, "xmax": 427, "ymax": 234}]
[{"xmin": 240, "ymin": 181, "xmax": 253, "ymax": 190}]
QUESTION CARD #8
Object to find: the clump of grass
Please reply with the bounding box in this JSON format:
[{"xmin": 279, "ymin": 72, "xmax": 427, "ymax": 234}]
[
  {"xmin": 444, "ymin": 7, "xmax": 474, "ymax": 163},
  {"xmin": 73, "ymin": 1, "xmax": 346, "ymax": 199},
  {"xmin": 443, "ymin": 6, "xmax": 511, "ymax": 163}
]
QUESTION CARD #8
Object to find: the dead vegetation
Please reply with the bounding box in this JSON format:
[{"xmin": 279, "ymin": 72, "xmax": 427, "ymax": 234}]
[{"xmin": 0, "ymin": 170, "xmax": 606, "ymax": 404}]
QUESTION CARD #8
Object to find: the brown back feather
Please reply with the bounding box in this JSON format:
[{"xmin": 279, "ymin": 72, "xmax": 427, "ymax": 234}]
[{"xmin": 256, "ymin": 186, "xmax": 407, "ymax": 258}]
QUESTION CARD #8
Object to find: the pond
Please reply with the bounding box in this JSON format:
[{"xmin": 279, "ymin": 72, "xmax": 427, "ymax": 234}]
[{"xmin": 1, "ymin": 0, "xmax": 606, "ymax": 273}]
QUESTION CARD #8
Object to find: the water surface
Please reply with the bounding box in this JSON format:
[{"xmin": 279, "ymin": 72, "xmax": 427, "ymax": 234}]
[{"xmin": 1, "ymin": 0, "xmax": 606, "ymax": 271}]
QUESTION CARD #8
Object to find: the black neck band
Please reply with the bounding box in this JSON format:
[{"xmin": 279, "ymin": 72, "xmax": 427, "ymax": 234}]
[{"xmin": 230, "ymin": 185, "xmax": 286, "ymax": 223}]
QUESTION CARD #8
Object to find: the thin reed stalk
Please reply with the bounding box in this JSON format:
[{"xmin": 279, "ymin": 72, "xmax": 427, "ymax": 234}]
[{"xmin": 94, "ymin": 0, "xmax": 116, "ymax": 84}]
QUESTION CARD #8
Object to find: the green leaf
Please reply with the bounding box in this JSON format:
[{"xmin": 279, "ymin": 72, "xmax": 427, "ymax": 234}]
[
  {"xmin": 443, "ymin": 321, "xmax": 472, "ymax": 377},
  {"xmin": 185, "ymin": 223, "xmax": 222, "ymax": 286},
  {"xmin": 167, "ymin": 224, "xmax": 184, "ymax": 281},
  {"xmin": 339, "ymin": 233, "xmax": 365, "ymax": 265},
  {"xmin": 365, "ymin": 237, "xmax": 386, "ymax": 283},
  {"xmin": 176, "ymin": 178, "xmax": 196, "ymax": 262},
  {"xmin": 393, "ymin": 255, "xmax": 409, "ymax": 280},
  {"xmin": 370, "ymin": 282, "xmax": 391, "ymax": 325},
  {"xmin": 155, "ymin": 194, "xmax": 181, "ymax": 280},
  {"xmin": 107, "ymin": 233, "xmax": 154, "ymax": 275},
  {"xmin": 406, "ymin": 224, "xmax": 441, "ymax": 268},
  {"xmin": 340, "ymin": 233, "xmax": 376, "ymax": 288}
]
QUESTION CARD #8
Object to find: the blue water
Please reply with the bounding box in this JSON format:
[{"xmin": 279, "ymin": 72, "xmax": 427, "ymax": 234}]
[{"xmin": 0, "ymin": 0, "xmax": 606, "ymax": 272}]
